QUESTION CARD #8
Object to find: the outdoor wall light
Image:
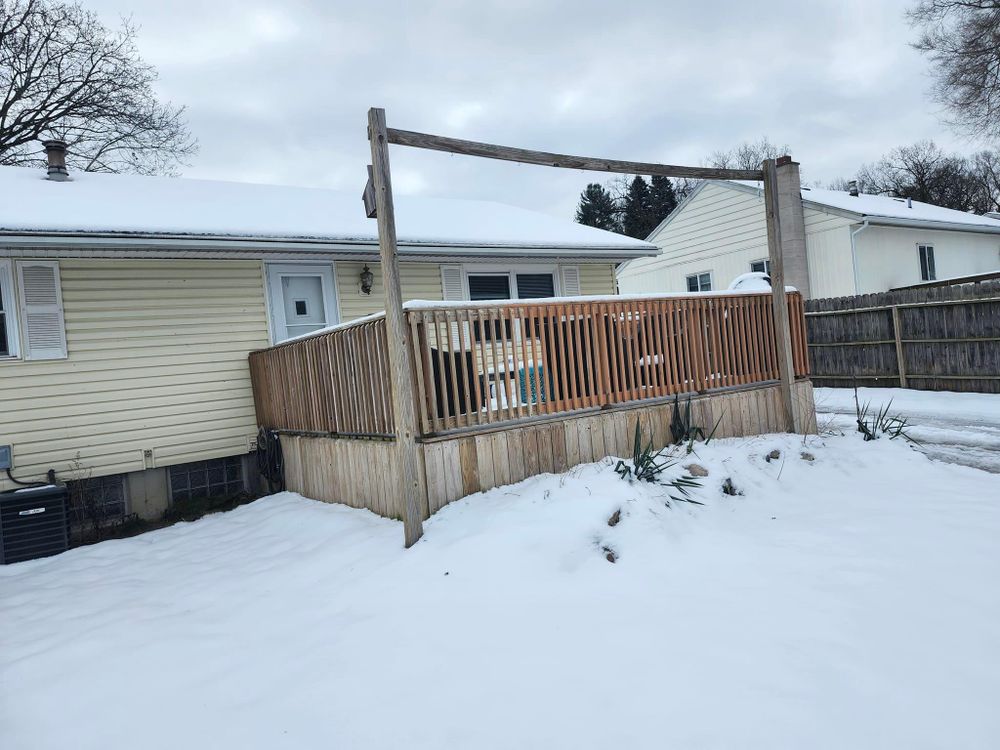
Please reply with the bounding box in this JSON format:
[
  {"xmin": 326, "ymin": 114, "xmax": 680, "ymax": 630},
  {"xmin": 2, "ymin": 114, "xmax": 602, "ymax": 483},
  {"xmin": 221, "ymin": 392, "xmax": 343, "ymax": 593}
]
[{"xmin": 360, "ymin": 264, "xmax": 374, "ymax": 295}]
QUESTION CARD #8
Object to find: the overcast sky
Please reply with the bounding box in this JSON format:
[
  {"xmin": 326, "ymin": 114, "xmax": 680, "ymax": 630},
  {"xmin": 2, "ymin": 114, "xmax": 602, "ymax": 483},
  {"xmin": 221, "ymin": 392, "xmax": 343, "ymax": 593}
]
[{"xmin": 84, "ymin": 0, "xmax": 968, "ymax": 218}]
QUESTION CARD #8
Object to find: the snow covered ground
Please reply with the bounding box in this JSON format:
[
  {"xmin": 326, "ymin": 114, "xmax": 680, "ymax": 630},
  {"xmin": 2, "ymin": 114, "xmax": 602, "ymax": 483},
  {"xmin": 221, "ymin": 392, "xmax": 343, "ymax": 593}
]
[
  {"xmin": 815, "ymin": 387, "xmax": 1000, "ymax": 473},
  {"xmin": 3, "ymin": 431, "xmax": 1000, "ymax": 749}
]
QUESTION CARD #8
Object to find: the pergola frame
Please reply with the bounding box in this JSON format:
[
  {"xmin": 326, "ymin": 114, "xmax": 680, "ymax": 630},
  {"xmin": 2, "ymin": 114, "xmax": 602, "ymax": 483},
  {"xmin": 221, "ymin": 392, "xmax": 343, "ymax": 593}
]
[{"xmin": 366, "ymin": 107, "xmax": 796, "ymax": 547}]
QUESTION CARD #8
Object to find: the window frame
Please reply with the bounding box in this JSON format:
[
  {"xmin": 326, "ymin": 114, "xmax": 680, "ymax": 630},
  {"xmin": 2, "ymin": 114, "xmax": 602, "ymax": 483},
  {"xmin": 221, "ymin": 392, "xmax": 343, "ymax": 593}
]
[
  {"xmin": 265, "ymin": 262, "xmax": 339, "ymax": 344},
  {"xmin": 749, "ymin": 258, "xmax": 771, "ymax": 275},
  {"xmin": 917, "ymin": 244, "xmax": 936, "ymax": 281},
  {"xmin": 0, "ymin": 259, "xmax": 21, "ymax": 360},
  {"xmin": 685, "ymin": 271, "xmax": 713, "ymax": 293},
  {"xmin": 461, "ymin": 264, "xmax": 563, "ymax": 302}
]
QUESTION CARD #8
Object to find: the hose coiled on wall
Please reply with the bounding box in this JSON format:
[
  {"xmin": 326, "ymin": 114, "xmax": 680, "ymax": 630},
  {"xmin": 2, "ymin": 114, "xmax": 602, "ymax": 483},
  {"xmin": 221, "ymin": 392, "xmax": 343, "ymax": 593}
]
[{"xmin": 255, "ymin": 428, "xmax": 285, "ymax": 494}]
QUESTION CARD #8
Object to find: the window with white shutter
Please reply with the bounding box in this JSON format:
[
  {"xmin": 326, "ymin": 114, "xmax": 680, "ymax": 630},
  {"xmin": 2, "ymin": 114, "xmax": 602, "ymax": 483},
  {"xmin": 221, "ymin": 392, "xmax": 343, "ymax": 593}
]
[{"xmin": 16, "ymin": 260, "xmax": 67, "ymax": 360}]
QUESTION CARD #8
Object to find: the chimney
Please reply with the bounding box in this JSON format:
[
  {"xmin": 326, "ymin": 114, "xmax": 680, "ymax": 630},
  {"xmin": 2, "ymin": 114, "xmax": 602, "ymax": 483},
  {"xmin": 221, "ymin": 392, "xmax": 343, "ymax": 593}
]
[
  {"xmin": 847, "ymin": 180, "xmax": 859, "ymax": 197},
  {"xmin": 906, "ymin": 197, "xmax": 912, "ymax": 209},
  {"xmin": 42, "ymin": 139, "xmax": 69, "ymax": 181},
  {"xmin": 774, "ymin": 155, "xmax": 812, "ymax": 299}
]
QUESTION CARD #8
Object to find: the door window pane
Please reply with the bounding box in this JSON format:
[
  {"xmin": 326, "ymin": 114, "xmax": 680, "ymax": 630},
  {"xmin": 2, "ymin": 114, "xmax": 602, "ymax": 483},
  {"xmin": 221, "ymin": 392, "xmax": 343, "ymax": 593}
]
[{"xmin": 281, "ymin": 275, "xmax": 326, "ymax": 336}]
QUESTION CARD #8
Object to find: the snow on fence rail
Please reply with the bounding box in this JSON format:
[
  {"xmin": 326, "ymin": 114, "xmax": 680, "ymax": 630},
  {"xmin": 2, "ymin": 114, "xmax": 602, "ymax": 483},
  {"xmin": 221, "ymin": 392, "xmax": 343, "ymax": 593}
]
[
  {"xmin": 249, "ymin": 315, "xmax": 394, "ymax": 438},
  {"xmin": 248, "ymin": 292, "xmax": 809, "ymax": 440}
]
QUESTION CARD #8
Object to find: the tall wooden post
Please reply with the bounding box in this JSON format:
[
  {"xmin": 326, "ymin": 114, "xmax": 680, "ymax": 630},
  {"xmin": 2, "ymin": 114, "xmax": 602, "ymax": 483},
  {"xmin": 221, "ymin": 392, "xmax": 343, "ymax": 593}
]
[
  {"xmin": 762, "ymin": 158, "xmax": 798, "ymax": 432},
  {"xmin": 368, "ymin": 107, "xmax": 426, "ymax": 546}
]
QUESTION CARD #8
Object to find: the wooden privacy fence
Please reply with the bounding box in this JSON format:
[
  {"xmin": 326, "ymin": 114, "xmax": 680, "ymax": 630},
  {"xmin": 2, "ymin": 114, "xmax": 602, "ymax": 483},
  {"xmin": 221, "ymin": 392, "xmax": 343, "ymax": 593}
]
[
  {"xmin": 249, "ymin": 291, "xmax": 809, "ymax": 440},
  {"xmin": 805, "ymin": 280, "xmax": 1000, "ymax": 393},
  {"xmin": 249, "ymin": 314, "xmax": 394, "ymax": 438}
]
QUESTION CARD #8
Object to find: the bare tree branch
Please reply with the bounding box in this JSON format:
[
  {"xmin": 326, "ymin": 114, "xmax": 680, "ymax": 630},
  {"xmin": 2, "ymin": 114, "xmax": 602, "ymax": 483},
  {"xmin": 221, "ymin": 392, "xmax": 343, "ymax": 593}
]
[
  {"xmin": 0, "ymin": 0, "xmax": 196, "ymax": 174},
  {"xmin": 909, "ymin": 0, "xmax": 1000, "ymax": 141}
]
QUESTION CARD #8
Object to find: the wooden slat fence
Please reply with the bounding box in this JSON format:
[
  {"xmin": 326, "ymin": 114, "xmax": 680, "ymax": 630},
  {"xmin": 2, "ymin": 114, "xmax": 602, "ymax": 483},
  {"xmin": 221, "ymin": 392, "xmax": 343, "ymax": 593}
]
[
  {"xmin": 805, "ymin": 280, "xmax": 1000, "ymax": 393},
  {"xmin": 408, "ymin": 292, "xmax": 809, "ymax": 436},
  {"xmin": 249, "ymin": 314, "xmax": 394, "ymax": 437}
]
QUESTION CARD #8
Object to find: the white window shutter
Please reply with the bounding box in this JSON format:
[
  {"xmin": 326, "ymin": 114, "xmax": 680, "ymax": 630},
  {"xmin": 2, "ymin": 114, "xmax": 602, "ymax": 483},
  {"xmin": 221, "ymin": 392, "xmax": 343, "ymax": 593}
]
[
  {"xmin": 441, "ymin": 265, "xmax": 466, "ymax": 301},
  {"xmin": 560, "ymin": 265, "xmax": 581, "ymax": 296},
  {"xmin": 17, "ymin": 261, "xmax": 67, "ymax": 360}
]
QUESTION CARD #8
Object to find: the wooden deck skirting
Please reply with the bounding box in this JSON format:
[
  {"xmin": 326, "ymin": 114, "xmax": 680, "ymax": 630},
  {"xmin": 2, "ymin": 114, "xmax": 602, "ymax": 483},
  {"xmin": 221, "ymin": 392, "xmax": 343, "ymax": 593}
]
[{"xmin": 279, "ymin": 380, "xmax": 816, "ymax": 520}]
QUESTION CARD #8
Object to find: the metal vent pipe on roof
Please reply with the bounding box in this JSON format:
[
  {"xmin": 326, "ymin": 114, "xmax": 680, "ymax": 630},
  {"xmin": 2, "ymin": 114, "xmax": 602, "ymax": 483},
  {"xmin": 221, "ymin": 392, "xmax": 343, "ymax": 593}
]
[
  {"xmin": 847, "ymin": 180, "xmax": 859, "ymax": 197},
  {"xmin": 41, "ymin": 140, "xmax": 69, "ymax": 181}
]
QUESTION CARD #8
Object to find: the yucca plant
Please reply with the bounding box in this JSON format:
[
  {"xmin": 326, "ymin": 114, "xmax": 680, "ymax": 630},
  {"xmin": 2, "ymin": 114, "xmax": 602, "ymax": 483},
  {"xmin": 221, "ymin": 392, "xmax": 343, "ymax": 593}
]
[
  {"xmin": 853, "ymin": 388, "xmax": 918, "ymax": 444},
  {"xmin": 615, "ymin": 421, "xmax": 672, "ymax": 483},
  {"xmin": 614, "ymin": 420, "xmax": 704, "ymax": 505},
  {"xmin": 669, "ymin": 394, "xmax": 722, "ymax": 452}
]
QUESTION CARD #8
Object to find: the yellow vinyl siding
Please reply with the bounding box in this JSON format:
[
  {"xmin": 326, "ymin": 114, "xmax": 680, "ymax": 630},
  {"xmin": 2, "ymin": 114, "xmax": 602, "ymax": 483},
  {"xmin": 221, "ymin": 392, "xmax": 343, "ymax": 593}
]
[
  {"xmin": 335, "ymin": 261, "xmax": 443, "ymax": 321},
  {"xmin": 335, "ymin": 261, "xmax": 617, "ymax": 322},
  {"xmin": 579, "ymin": 264, "xmax": 617, "ymax": 295},
  {"xmin": 0, "ymin": 259, "xmax": 268, "ymax": 489}
]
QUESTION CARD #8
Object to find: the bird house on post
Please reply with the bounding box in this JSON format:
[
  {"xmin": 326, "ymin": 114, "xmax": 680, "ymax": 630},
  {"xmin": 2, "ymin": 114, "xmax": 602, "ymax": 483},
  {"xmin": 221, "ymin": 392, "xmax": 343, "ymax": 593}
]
[{"xmin": 362, "ymin": 164, "xmax": 377, "ymax": 219}]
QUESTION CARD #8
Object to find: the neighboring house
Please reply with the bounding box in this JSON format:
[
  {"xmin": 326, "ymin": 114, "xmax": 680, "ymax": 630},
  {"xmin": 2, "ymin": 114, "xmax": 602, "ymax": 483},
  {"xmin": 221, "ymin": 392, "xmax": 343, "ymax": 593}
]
[
  {"xmin": 618, "ymin": 162, "xmax": 1000, "ymax": 299},
  {"xmin": 0, "ymin": 150, "xmax": 654, "ymax": 519}
]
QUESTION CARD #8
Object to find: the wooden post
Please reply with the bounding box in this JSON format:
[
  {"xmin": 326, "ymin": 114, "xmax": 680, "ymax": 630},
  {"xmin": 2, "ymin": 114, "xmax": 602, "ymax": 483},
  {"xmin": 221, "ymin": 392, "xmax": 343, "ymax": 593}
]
[
  {"xmin": 762, "ymin": 158, "xmax": 797, "ymax": 432},
  {"xmin": 367, "ymin": 107, "xmax": 426, "ymax": 546},
  {"xmin": 891, "ymin": 305, "xmax": 908, "ymax": 387}
]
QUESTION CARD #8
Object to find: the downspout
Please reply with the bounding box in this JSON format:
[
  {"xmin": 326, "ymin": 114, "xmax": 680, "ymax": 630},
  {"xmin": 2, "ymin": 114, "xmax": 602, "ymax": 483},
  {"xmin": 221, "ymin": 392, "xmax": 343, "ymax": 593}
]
[{"xmin": 849, "ymin": 220, "xmax": 870, "ymax": 295}]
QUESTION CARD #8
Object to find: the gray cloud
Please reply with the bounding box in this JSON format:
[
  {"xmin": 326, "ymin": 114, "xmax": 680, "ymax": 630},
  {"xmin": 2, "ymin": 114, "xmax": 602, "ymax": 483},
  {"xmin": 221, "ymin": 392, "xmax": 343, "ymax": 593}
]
[{"xmin": 83, "ymin": 0, "xmax": 962, "ymax": 219}]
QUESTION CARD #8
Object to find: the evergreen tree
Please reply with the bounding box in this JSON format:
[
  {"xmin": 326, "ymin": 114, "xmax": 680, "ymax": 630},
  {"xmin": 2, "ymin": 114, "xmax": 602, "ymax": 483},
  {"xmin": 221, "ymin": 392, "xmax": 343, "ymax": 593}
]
[
  {"xmin": 622, "ymin": 175, "xmax": 656, "ymax": 239},
  {"xmin": 575, "ymin": 183, "xmax": 620, "ymax": 232},
  {"xmin": 649, "ymin": 175, "xmax": 678, "ymax": 228}
]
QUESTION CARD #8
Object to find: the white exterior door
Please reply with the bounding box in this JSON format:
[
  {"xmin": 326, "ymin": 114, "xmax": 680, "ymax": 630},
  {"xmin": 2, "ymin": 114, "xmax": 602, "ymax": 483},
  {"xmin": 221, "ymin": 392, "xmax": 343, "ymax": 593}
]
[{"xmin": 266, "ymin": 264, "xmax": 338, "ymax": 343}]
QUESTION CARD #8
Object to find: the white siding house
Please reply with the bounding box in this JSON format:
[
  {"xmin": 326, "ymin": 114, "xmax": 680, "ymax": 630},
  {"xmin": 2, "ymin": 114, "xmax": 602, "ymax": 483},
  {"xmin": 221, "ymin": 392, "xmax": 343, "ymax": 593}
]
[{"xmin": 618, "ymin": 179, "xmax": 1000, "ymax": 298}]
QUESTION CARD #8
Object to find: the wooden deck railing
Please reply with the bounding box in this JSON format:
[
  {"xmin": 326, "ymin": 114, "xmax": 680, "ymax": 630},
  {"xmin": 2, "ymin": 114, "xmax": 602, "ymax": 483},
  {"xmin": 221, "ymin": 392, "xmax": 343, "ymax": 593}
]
[
  {"xmin": 406, "ymin": 292, "xmax": 809, "ymax": 435},
  {"xmin": 248, "ymin": 292, "xmax": 809, "ymax": 440},
  {"xmin": 249, "ymin": 314, "xmax": 394, "ymax": 438}
]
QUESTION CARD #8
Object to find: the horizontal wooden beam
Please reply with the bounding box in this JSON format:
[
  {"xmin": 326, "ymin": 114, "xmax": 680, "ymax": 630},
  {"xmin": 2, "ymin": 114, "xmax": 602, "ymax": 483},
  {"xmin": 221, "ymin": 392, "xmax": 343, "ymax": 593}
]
[{"xmin": 386, "ymin": 128, "xmax": 764, "ymax": 181}]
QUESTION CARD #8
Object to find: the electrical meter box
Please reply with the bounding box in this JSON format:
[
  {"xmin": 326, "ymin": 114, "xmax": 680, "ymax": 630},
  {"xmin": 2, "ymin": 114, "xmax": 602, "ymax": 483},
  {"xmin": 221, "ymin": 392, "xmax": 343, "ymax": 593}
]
[{"xmin": 0, "ymin": 445, "xmax": 11, "ymax": 471}]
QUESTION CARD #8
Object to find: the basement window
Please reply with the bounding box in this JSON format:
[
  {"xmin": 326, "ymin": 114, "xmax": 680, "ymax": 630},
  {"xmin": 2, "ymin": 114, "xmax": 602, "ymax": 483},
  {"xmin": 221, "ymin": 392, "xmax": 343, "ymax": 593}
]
[
  {"xmin": 67, "ymin": 473, "xmax": 128, "ymax": 527},
  {"xmin": 169, "ymin": 456, "xmax": 246, "ymax": 503},
  {"xmin": 918, "ymin": 244, "xmax": 936, "ymax": 281},
  {"xmin": 686, "ymin": 272, "xmax": 712, "ymax": 292}
]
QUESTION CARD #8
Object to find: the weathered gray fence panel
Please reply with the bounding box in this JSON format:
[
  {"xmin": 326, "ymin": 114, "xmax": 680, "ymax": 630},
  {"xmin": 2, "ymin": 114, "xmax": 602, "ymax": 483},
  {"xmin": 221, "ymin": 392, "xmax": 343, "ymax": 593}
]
[{"xmin": 805, "ymin": 281, "xmax": 1000, "ymax": 393}]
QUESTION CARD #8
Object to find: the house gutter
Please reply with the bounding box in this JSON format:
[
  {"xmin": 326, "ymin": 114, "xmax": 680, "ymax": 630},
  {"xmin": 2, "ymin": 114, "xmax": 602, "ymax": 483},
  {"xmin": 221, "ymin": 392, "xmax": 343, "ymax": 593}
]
[
  {"xmin": 849, "ymin": 220, "xmax": 870, "ymax": 295},
  {"xmin": 0, "ymin": 231, "xmax": 655, "ymax": 261}
]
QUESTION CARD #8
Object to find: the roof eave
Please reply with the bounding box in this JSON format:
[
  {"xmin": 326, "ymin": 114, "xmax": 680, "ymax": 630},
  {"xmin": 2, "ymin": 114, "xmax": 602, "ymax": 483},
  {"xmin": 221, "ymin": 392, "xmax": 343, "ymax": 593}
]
[
  {"xmin": 859, "ymin": 216, "xmax": 1000, "ymax": 235},
  {"xmin": 0, "ymin": 230, "xmax": 655, "ymax": 260}
]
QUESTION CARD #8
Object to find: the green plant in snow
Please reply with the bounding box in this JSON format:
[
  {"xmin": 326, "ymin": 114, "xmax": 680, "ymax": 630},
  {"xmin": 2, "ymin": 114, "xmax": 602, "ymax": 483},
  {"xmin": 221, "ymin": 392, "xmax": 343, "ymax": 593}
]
[
  {"xmin": 615, "ymin": 420, "xmax": 704, "ymax": 505},
  {"xmin": 853, "ymin": 388, "xmax": 918, "ymax": 444},
  {"xmin": 669, "ymin": 394, "xmax": 722, "ymax": 453}
]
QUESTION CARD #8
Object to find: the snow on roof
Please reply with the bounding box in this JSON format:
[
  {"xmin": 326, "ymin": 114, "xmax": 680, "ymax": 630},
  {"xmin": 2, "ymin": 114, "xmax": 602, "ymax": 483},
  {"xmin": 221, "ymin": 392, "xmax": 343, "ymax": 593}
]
[
  {"xmin": 800, "ymin": 186, "xmax": 1000, "ymax": 229},
  {"xmin": 0, "ymin": 165, "xmax": 654, "ymax": 252},
  {"xmin": 731, "ymin": 180, "xmax": 1000, "ymax": 230}
]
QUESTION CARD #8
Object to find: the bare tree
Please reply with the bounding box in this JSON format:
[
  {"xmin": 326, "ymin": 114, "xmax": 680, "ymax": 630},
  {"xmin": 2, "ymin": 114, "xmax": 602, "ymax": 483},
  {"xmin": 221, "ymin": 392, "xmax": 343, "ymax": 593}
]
[
  {"xmin": 0, "ymin": 0, "xmax": 196, "ymax": 174},
  {"xmin": 909, "ymin": 1, "xmax": 1000, "ymax": 141},
  {"xmin": 854, "ymin": 140, "xmax": 993, "ymax": 213},
  {"xmin": 707, "ymin": 136, "xmax": 790, "ymax": 171}
]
